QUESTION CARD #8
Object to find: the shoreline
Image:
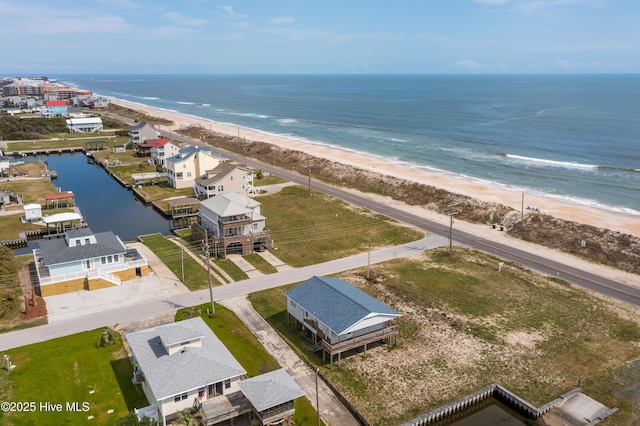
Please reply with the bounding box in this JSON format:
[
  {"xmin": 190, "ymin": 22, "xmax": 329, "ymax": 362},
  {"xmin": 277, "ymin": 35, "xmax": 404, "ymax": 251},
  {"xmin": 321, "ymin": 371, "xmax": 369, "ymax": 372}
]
[{"xmin": 109, "ymin": 98, "xmax": 640, "ymax": 238}]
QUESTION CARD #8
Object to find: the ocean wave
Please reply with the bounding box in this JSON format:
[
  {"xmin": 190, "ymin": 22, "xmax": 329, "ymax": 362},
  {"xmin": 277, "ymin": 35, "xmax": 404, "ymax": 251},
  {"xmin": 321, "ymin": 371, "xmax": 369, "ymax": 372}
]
[
  {"xmin": 176, "ymin": 101, "xmax": 196, "ymax": 105},
  {"xmin": 506, "ymin": 154, "xmax": 598, "ymax": 170},
  {"xmin": 139, "ymin": 96, "xmax": 160, "ymax": 100},
  {"xmin": 201, "ymin": 103, "xmax": 211, "ymax": 107},
  {"xmin": 228, "ymin": 112, "xmax": 270, "ymax": 119},
  {"xmin": 277, "ymin": 118, "xmax": 298, "ymax": 125}
]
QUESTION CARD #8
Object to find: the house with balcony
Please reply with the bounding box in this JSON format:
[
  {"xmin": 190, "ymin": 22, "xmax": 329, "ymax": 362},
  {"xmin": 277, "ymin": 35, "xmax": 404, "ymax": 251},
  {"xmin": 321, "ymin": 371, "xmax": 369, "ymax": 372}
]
[
  {"xmin": 66, "ymin": 117, "xmax": 103, "ymax": 133},
  {"xmin": 192, "ymin": 192, "xmax": 271, "ymax": 257},
  {"xmin": 128, "ymin": 122, "xmax": 160, "ymax": 145},
  {"xmin": 165, "ymin": 146, "xmax": 225, "ymax": 189},
  {"xmin": 194, "ymin": 162, "xmax": 255, "ymax": 199},
  {"xmin": 136, "ymin": 138, "xmax": 170, "ymax": 158},
  {"xmin": 151, "ymin": 140, "xmax": 180, "ymax": 166},
  {"xmin": 33, "ymin": 227, "xmax": 148, "ymax": 296},
  {"xmin": 41, "ymin": 100, "xmax": 67, "ymax": 117},
  {"xmin": 286, "ymin": 276, "xmax": 402, "ymax": 368},
  {"xmin": 126, "ymin": 317, "xmax": 304, "ymax": 426}
]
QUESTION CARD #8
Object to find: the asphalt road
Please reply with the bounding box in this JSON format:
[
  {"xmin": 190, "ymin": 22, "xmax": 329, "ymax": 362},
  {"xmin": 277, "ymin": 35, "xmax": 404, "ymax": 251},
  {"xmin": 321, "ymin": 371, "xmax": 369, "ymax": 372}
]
[
  {"xmin": 0, "ymin": 235, "xmax": 446, "ymax": 351},
  {"xmin": 100, "ymin": 116, "xmax": 640, "ymax": 306},
  {"xmin": 157, "ymin": 126, "xmax": 640, "ymax": 308}
]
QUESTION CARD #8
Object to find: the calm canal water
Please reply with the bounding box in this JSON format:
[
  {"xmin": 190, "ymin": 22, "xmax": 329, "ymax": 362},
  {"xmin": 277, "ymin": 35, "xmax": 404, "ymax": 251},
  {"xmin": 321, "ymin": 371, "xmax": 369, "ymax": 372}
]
[{"xmin": 17, "ymin": 154, "xmax": 169, "ymax": 252}]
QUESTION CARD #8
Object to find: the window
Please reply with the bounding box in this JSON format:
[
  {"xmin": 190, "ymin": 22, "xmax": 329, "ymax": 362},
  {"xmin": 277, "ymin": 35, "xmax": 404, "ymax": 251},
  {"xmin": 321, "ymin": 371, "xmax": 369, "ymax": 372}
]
[
  {"xmin": 187, "ymin": 172, "xmax": 192, "ymax": 177},
  {"xmin": 101, "ymin": 257, "xmax": 106, "ymax": 265},
  {"xmin": 253, "ymin": 223, "xmax": 258, "ymax": 230},
  {"xmin": 230, "ymin": 176, "xmax": 233, "ymax": 181},
  {"xmin": 75, "ymin": 239, "xmax": 81, "ymax": 245},
  {"xmin": 183, "ymin": 164, "xmax": 186, "ymax": 169},
  {"xmin": 114, "ymin": 254, "xmax": 119, "ymax": 262},
  {"xmin": 107, "ymin": 255, "xmax": 113, "ymax": 263},
  {"xmin": 173, "ymin": 392, "xmax": 188, "ymax": 402},
  {"xmin": 84, "ymin": 238, "xmax": 90, "ymax": 244},
  {"xmin": 224, "ymin": 379, "xmax": 231, "ymax": 389},
  {"xmin": 217, "ymin": 185, "xmax": 224, "ymax": 192},
  {"xmin": 177, "ymin": 172, "xmax": 183, "ymax": 179}
]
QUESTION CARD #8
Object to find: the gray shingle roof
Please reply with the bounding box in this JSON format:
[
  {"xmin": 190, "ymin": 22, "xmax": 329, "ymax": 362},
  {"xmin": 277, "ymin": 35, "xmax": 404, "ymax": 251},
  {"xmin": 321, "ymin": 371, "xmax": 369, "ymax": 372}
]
[
  {"xmin": 285, "ymin": 276, "xmax": 401, "ymax": 335},
  {"xmin": 165, "ymin": 146, "xmax": 213, "ymax": 165},
  {"xmin": 238, "ymin": 369, "xmax": 305, "ymax": 412},
  {"xmin": 195, "ymin": 162, "xmax": 237, "ymax": 186},
  {"xmin": 38, "ymin": 229, "xmax": 126, "ymax": 266},
  {"xmin": 126, "ymin": 317, "xmax": 246, "ymax": 400},
  {"xmin": 200, "ymin": 192, "xmax": 256, "ymax": 217}
]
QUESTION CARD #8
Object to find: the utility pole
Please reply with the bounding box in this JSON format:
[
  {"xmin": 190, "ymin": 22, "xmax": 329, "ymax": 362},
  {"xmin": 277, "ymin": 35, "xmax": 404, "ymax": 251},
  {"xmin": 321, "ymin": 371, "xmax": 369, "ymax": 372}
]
[
  {"xmin": 521, "ymin": 192, "xmax": 525, "ymax": 228},
  {"xmin": 204, "ymin": 229, "xmax": 215, "ymax": 316},
  {"xmin": 446, "ymin": 201, "xmax": 459, "ymax": 251},
  {"xmin": 367, "ymin": 241, "xmax": 371, "ymax": 279},
  {"xmin": 243, "ymin": 137, "xmax": 247, "ymax": 167},
  {"xmin": 315, "ymin": 368, "xmax": 320, "ymax": 426},
  {"xmin": 307, "ymin": 156, "xmax": 312, "ymax": 197}
]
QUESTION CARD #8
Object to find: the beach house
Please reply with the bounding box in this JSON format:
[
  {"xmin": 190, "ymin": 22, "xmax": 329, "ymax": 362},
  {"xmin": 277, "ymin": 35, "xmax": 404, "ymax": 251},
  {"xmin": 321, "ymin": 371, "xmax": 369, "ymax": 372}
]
[
  {"xmin": 194, "ymin": 162, "xmax": 255, "ymax": 199},
  {"xmin": 192, "ymin": 192, "xmax": 271, "ymax": 257},
  {"xmin": 165, "ymin": 146, "xmax": 225, "ymax": 189},
  {"xmin": 66, "ymin": 117, "xmax": 103, "ymax": 133},
  {"xmin": 286, "ymin": 276, "xmax": 401, "ymax": 367},
  {"xmin": 33, "ymin": 227, "xmax": 148, "ymax": 296},
  {"xmin": 126, "ymin": 317, "xmax": 304, "ymax": 426},
  {"xmin": 128, "ymin": 122, "xmax": 160, "ymax": 145},
  {"xmin": 41, "ymin": 100, "xmax": 67, "ymax": 117}
]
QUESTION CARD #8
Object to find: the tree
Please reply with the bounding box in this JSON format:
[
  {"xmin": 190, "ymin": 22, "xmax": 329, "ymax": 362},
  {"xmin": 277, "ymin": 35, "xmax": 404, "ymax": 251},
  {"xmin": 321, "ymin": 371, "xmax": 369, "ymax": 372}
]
[
  {"xmin": 174, "ymin": 408, "xmax": 205, "ymax": 426},
  {"xmin": 115, "ymin": 412, "xmax": 157, "ymax": 426}
]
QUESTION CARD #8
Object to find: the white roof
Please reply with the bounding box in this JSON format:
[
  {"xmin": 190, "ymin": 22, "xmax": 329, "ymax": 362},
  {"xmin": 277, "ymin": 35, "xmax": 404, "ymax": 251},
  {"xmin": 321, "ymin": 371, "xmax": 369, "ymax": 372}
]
[
  {"xmin": 126, "ymin": 317, "xmax": 246, "ymax": 400},
  {"xmin": 23, "ymin": 203, "xmax": 41, "ymax": 210},
  {"xmin": 42, "ymin": 212, "xmax": 83, "ymax": 223},
  {"xmin": 66, "ymin": 117, "xmax": 102, "ymax": 124}
]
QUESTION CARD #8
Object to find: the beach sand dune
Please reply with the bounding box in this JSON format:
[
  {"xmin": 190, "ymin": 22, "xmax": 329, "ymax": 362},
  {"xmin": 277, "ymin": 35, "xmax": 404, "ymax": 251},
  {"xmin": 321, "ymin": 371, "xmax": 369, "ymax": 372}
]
[{"xmin": 111, "ymin": 98, "xmax": 639, "ymax": 239}]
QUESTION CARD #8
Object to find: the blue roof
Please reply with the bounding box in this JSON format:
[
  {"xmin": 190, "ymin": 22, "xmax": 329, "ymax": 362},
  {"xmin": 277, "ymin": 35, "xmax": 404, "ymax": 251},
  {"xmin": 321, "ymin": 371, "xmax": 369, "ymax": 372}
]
[
  {"xmin": 165, "ymin": 146, "xmax": 213, "ymax": 164},
  {"xmin": 285, "ymin": 276, "xmax": 400, "ymax": 335}
]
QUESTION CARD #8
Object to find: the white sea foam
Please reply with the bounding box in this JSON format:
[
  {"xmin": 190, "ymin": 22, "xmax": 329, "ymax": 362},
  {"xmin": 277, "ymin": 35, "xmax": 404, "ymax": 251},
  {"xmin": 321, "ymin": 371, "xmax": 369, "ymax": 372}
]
[
  {"xmin": 201, "ymin": 103, "xmax": 211, "ymax": 107},
  {"xmin": 506, "ymin": 154, "xmax": 598, "ymax": 170},
  {"xmin": 277, "ymin": 118, "xmax": 298, "ymax": 125},
  {"xmin": 139, "ymin": 96, "xmax": 160, "ymax": 100},
  {"xmin": 176, "ymin": 101, "xmax": 195, "ymax": 105}
]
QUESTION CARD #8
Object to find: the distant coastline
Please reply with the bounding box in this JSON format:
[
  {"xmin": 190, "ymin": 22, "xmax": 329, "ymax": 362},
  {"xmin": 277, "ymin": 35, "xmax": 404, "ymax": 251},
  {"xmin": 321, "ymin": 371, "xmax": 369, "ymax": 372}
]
[
  {"xmin": 103, "ymin": 95, "xmax": 640, "ymax": 240},
  {"xmin": 62, "ymin": 74, "xmax": 640, "ymax": 218}
]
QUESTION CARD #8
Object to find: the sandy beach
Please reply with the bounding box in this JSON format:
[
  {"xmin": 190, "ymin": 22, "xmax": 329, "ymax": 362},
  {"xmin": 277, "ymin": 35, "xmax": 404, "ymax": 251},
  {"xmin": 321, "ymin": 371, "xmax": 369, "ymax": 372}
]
[{"xmin": 111, "ymin": 98, "xmax": 640, "ymax": 238}]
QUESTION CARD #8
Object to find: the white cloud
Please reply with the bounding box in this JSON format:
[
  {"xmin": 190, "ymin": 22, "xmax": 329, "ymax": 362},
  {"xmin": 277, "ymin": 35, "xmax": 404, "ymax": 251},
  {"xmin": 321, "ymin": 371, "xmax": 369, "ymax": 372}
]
[
  {"xmin": 269, "ymin": 16, "xmax": 295, "ymax": 25},
  {"xmin": 163, "ymin": 12, "xmax": 207, "ymax": 27},
  {"xmin": 455, "ymin": 59, "xmax": 480, "ymax": 69},
  {"xmin": 555, "ymin": 59, "xmax": 604, "ymax": 68},
  {"xmin": 221, "ymin": 5, "xmax": 247, "ymax": 19}
]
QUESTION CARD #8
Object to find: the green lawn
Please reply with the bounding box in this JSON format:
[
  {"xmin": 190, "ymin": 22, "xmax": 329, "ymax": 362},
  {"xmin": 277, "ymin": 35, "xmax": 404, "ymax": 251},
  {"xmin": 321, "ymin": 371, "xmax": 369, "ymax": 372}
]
[
  {"xmin": 0, "ymin": 179, "xmax": 60, "ymax": 205},
  {"xmin": 248, "ymin": 248, "xmax": 640, "ymax": 426},
  {"xmin": 135, "ymin": 185, "xmax": 195, "ymax": 203},
  {"xmin": 140, "ymin": 233, "xmax": 222, "ymax": 290},
  {"xmin": 175, "ymin": 304, "xmax": 323, "ymax": 425},
  {"xmin": 260, "ymin": 185, "xmax": 424, "ymax": 267},
  {"xmin": 0, "ymin": 329, "xmax": 147, "ymax": 426},
  {"xmin": 243, "ymin": 253, "xmax": 278, "ymax": 274}
]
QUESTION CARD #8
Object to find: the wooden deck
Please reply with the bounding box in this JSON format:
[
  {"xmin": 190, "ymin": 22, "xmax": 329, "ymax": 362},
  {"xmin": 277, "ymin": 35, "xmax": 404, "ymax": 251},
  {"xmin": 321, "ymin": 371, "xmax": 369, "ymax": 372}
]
[
  {"xmin": 317, "ymin": 324, "xmax": 399, "ymax": 368},
  {"xmin": 199, "ymin": 391, "xmax": 253, "ymax": 425}
]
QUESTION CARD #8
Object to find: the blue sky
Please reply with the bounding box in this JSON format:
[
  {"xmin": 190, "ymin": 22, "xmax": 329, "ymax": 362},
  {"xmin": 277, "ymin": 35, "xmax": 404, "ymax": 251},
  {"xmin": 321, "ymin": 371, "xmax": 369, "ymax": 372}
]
[{"xmin": 1, "ymin": 0, "xmax": 638, "ymax": 74}]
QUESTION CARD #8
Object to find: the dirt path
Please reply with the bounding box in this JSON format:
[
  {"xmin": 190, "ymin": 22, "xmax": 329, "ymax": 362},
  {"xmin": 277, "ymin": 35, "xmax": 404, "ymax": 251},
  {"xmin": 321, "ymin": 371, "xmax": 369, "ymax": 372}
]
[{"xmin": 220, "ymin": 296, "xmax": 359, "ymax": 426}]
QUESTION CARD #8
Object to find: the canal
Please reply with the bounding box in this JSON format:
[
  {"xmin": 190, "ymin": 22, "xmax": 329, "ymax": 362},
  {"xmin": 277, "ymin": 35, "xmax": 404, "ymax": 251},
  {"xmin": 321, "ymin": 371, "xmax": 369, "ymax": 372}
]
[{"xmin": 15, "ymin": 153, "xmax": 169, "ymax": 254}]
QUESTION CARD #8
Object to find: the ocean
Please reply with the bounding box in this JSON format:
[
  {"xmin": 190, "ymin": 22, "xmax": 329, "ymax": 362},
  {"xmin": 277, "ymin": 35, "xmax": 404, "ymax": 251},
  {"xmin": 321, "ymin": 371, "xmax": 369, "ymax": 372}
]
[{"xmin": 59, "ymin": 74, "xmax": 640, "ymax": 214}]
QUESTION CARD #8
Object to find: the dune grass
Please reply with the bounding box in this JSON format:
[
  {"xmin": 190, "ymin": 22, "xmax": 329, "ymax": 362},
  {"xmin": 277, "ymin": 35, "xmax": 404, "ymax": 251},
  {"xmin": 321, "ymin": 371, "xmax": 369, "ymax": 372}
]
[{"xmin": 249, "ymin": 247, "xmax": 640, "ymax": 425}]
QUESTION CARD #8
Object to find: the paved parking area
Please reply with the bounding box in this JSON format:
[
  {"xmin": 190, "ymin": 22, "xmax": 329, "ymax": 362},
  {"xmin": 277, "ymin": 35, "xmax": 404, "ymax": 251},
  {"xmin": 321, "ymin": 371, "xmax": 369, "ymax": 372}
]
[{"xmin": 45, "ymin": 242, "xmax": 190, "ymax": 323}]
